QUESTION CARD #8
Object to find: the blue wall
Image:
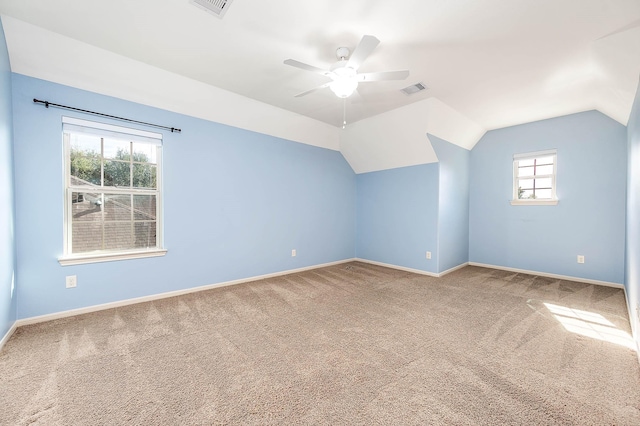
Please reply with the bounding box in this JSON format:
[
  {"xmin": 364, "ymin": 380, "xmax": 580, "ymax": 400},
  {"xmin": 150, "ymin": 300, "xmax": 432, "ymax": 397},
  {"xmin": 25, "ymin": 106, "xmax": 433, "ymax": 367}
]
[
  {"xmin": 5, "ymin": 70, "xmax": 636, "ymax": 322},
  {"xmin": 12, "ymin": 74, "xmax": 356, "ymax": 319},
  {"xmin": 430, "ymin": 135, "xmax": 470, "ymax": 272},
  {"xmin": 469, "ymin": 111, "xmax": 627, "ymax": 283},
  {"xmin": 356, "ymin": 163, "xmax": 439, "ymax": 273},
  {"xmin": 354, "ymin": 137, "xmax": 469, "ymax": 276},
  {"xmin": 626, "ymin": 77, "xmax": 640, "ymax": 349},
  {"xmin": 0, "ymin": 21, "xmax": 17, "ymax": 341}
]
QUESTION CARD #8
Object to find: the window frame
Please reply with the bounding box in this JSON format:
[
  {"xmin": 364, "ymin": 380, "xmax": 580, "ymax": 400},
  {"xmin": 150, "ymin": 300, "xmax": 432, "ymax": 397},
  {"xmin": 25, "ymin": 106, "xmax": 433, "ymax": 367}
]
[
  {"xmin": 511, "ymin": 149, "xmax": 558, "ymax": 206},
  {"xmin": 59, "ymin": 117, "xmax": 166, "ymax": 265}
]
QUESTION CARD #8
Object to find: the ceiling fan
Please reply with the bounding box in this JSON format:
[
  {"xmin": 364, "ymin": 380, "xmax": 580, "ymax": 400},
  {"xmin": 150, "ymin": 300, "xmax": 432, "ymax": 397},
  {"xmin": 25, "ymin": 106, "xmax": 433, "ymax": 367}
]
[{"xmin": 284, "ymin": 35, "xmax": 410, "ymax": 99}]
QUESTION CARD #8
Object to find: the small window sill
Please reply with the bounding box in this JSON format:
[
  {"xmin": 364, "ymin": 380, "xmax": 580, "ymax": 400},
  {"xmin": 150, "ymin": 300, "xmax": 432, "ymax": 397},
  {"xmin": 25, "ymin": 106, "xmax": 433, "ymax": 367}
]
[
  {"xmin": 510, "ymin": 199, "xmax": 559, "ymax": 206},
  {"xmin": 59, "ymin": 249, "xmax": 167, "ymax": 266}
]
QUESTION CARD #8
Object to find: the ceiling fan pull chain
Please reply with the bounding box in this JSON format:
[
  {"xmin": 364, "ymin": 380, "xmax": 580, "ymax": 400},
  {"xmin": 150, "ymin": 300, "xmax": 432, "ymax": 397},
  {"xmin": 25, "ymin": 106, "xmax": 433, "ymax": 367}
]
[{"xmin": 342, "ymin": 98, "xmax": 347, "ymax": 129}]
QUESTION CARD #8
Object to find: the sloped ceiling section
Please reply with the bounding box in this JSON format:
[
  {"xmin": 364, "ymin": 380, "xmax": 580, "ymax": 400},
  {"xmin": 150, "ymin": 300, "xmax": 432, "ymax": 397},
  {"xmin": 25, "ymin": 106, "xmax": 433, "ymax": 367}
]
[
  {"xmin": 2, "ymin": 0, "xmax": 639, "ymax": 130},
  {"xmin": 340, "ymin": 98, "xmax": 485, "ymax": 174},
  {"xmin": 591, "ymin": 21, "xmax": 640, "ymax": 124},
  {"xmin": 1, "ymin": 16, "xmax": 340, "ymax": 151},
  {"xmin": 2, "ymin": 0, "xmax": 639, "ymax": 174},
  {"xmin": 2, "ymin": 14, "xmax": 487, "ymax": 173}
]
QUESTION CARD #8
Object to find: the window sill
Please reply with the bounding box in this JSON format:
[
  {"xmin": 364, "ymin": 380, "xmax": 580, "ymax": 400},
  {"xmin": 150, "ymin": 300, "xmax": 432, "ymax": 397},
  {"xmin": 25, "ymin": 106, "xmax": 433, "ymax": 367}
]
[
  {"xmin": 59, "ymin": 249, "xmax": 167, "ymax": 266},
  {"xmin": 510, "ymin": 199, "xmax": 559, "ymax": 206}
]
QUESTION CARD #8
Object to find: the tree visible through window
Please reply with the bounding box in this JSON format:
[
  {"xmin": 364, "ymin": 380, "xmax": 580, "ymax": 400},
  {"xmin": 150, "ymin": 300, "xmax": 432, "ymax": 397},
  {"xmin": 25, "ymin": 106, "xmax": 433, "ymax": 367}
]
[
  {"xmin": 62, "ymin": 117, "xmax": 163, "ymax": 259},
  {"xmin": 512, "ymin": 150, "xmax": 557, "ymax": 205}
]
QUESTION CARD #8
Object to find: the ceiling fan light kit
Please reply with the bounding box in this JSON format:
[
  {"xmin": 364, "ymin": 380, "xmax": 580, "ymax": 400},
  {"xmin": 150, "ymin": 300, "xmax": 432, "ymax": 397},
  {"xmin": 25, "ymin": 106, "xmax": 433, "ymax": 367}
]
[
  {"xmin": 329, "ymin": 66, "xmax": 358, "ymax": 98},
  {"xmin": 284, "ymin": 35, "xmax": 410, "ymax": 101}
]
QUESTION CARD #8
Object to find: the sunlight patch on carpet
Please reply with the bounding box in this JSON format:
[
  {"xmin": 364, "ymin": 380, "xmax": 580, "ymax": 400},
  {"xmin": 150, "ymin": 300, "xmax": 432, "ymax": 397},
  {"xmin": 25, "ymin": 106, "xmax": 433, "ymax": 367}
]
[{"xmin": 544, "ymin": 302, "xmax": 636, "ymax": 351}]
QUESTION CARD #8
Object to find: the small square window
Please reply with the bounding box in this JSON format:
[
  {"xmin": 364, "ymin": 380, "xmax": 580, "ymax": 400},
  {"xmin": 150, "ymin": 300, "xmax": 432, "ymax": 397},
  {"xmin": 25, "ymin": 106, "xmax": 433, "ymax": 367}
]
[{"xmin": 511, "ymin": 150, "xmax": 558, "ymax": 206}]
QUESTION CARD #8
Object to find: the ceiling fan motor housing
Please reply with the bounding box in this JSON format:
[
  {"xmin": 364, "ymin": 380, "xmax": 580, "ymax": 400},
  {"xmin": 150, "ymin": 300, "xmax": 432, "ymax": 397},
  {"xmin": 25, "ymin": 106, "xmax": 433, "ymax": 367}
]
[{"xmin": 330, "ymin": 59, "xmax": 349, "ymax": 72}]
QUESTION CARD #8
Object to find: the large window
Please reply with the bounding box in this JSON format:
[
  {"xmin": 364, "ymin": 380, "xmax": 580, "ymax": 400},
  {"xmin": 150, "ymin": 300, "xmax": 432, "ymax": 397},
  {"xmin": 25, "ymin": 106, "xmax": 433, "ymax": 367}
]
[
  {"xmin": 512, "ymin": 150, "xmax": 558, "ymax": 206},
  {"xmin": 60, "ymin": 117, "xmax": 165, "ymax": 265}
]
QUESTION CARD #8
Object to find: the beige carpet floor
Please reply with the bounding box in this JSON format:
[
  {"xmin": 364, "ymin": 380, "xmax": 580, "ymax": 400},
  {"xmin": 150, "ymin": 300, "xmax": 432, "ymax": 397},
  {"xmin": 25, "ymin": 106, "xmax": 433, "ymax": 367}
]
[{"xmin": 1, "ymin": 262, "xmax": 639, "ymax": 425}]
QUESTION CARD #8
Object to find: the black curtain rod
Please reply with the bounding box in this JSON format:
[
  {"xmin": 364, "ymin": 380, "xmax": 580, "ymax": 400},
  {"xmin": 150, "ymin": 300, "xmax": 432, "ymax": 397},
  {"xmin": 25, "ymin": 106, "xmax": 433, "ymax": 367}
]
[{"xmin": 33, "ymin": 98, "xmax": 181, "ymax": 133}]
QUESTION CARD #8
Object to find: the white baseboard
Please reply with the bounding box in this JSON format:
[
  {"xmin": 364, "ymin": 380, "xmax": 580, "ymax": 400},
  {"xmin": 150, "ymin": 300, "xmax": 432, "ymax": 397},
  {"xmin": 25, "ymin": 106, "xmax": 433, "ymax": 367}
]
[
  {"xmin": 468, "ymin": 262, "xmax": 624, "ymax": 289},
  {"xmin": 438, "ymin": 262, "xmax": 470, "ymax": 277},
  {"xmin": 355, "ymin": 258, "xmax": 439, "ymax": 277},
  {"xmin": 15, "ymin": 258, "xmax": 357, "ymax": 327},
  {"xmin": 0, "ymin": 323, "xmax": 17, "ymax": 352},
  {"xmin": 355, "ymin": 258, "xmax": 469, "ymax": 278},
  {"xmin": 623, "ymin": 286, "xmax": 640, "ymax": 362}
]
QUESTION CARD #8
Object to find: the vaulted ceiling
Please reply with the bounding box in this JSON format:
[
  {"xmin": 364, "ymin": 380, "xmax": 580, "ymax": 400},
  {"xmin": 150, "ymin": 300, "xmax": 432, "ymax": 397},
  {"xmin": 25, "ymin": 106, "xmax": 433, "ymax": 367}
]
[{"xmin": 1, "ymin": 0, "xmax": 639, "ymax": 165}]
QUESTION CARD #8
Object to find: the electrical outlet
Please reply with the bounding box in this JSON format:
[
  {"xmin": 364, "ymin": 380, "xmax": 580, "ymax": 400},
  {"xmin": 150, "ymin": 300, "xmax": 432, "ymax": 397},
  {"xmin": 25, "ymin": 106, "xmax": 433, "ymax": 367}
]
[
  {"xmin": 426, "ymin": 251, "xmax": 432, "ymax": 260},
  {"xmin": 291, "ymin": 249, "xmax": 296, "ymax": 257},
  {"xmin": 577, "ymin": 255, "xmax": 585, "ymax": 264},
  {"xmin": 65, "ymin": 275, "xmax": 77, "ymax": 288}
]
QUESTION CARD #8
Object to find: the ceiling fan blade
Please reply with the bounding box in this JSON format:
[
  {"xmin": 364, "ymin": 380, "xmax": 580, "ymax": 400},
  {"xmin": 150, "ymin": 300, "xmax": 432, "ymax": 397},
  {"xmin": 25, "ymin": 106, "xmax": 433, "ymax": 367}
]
[
  {"xmin": 294, "ymin": 82, "xmax": 331, "ymax": 97},
  {"xmin": 358, "ymin": 70, "xmax": 410, "ymax": 82},
  {"xmin": 284, "ymin": 59, "xmax": 330, "ymax": 76},
  {"xmin": 346, "ymin": 35, "xmax": 380, "ymax": 70}
]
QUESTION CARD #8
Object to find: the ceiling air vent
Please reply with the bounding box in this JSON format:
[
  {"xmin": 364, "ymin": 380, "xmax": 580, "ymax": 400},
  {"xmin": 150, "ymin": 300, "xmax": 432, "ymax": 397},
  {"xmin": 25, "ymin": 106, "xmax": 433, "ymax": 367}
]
[
  {"xmin": 190, "ymin": 0, "xmax": 234, "ymax": 19},
  {"xmin": 401, "ymin": 82, "xmax": 428, "ymax": 96}
]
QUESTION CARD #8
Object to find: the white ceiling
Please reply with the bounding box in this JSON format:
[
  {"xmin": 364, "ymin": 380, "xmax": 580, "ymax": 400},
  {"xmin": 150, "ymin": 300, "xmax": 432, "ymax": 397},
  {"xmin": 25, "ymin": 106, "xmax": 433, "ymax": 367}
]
[{"xmin": 1, "ymin": 0, "xmax": 639, "ymax": 134}]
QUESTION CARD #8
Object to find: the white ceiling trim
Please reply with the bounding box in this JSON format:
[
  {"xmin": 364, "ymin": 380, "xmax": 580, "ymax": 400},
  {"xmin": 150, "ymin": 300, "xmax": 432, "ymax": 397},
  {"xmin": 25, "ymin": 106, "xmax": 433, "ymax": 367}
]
[{"xmin": 1, "ymin": 16, "xmax": 341, "ymax": 151}]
